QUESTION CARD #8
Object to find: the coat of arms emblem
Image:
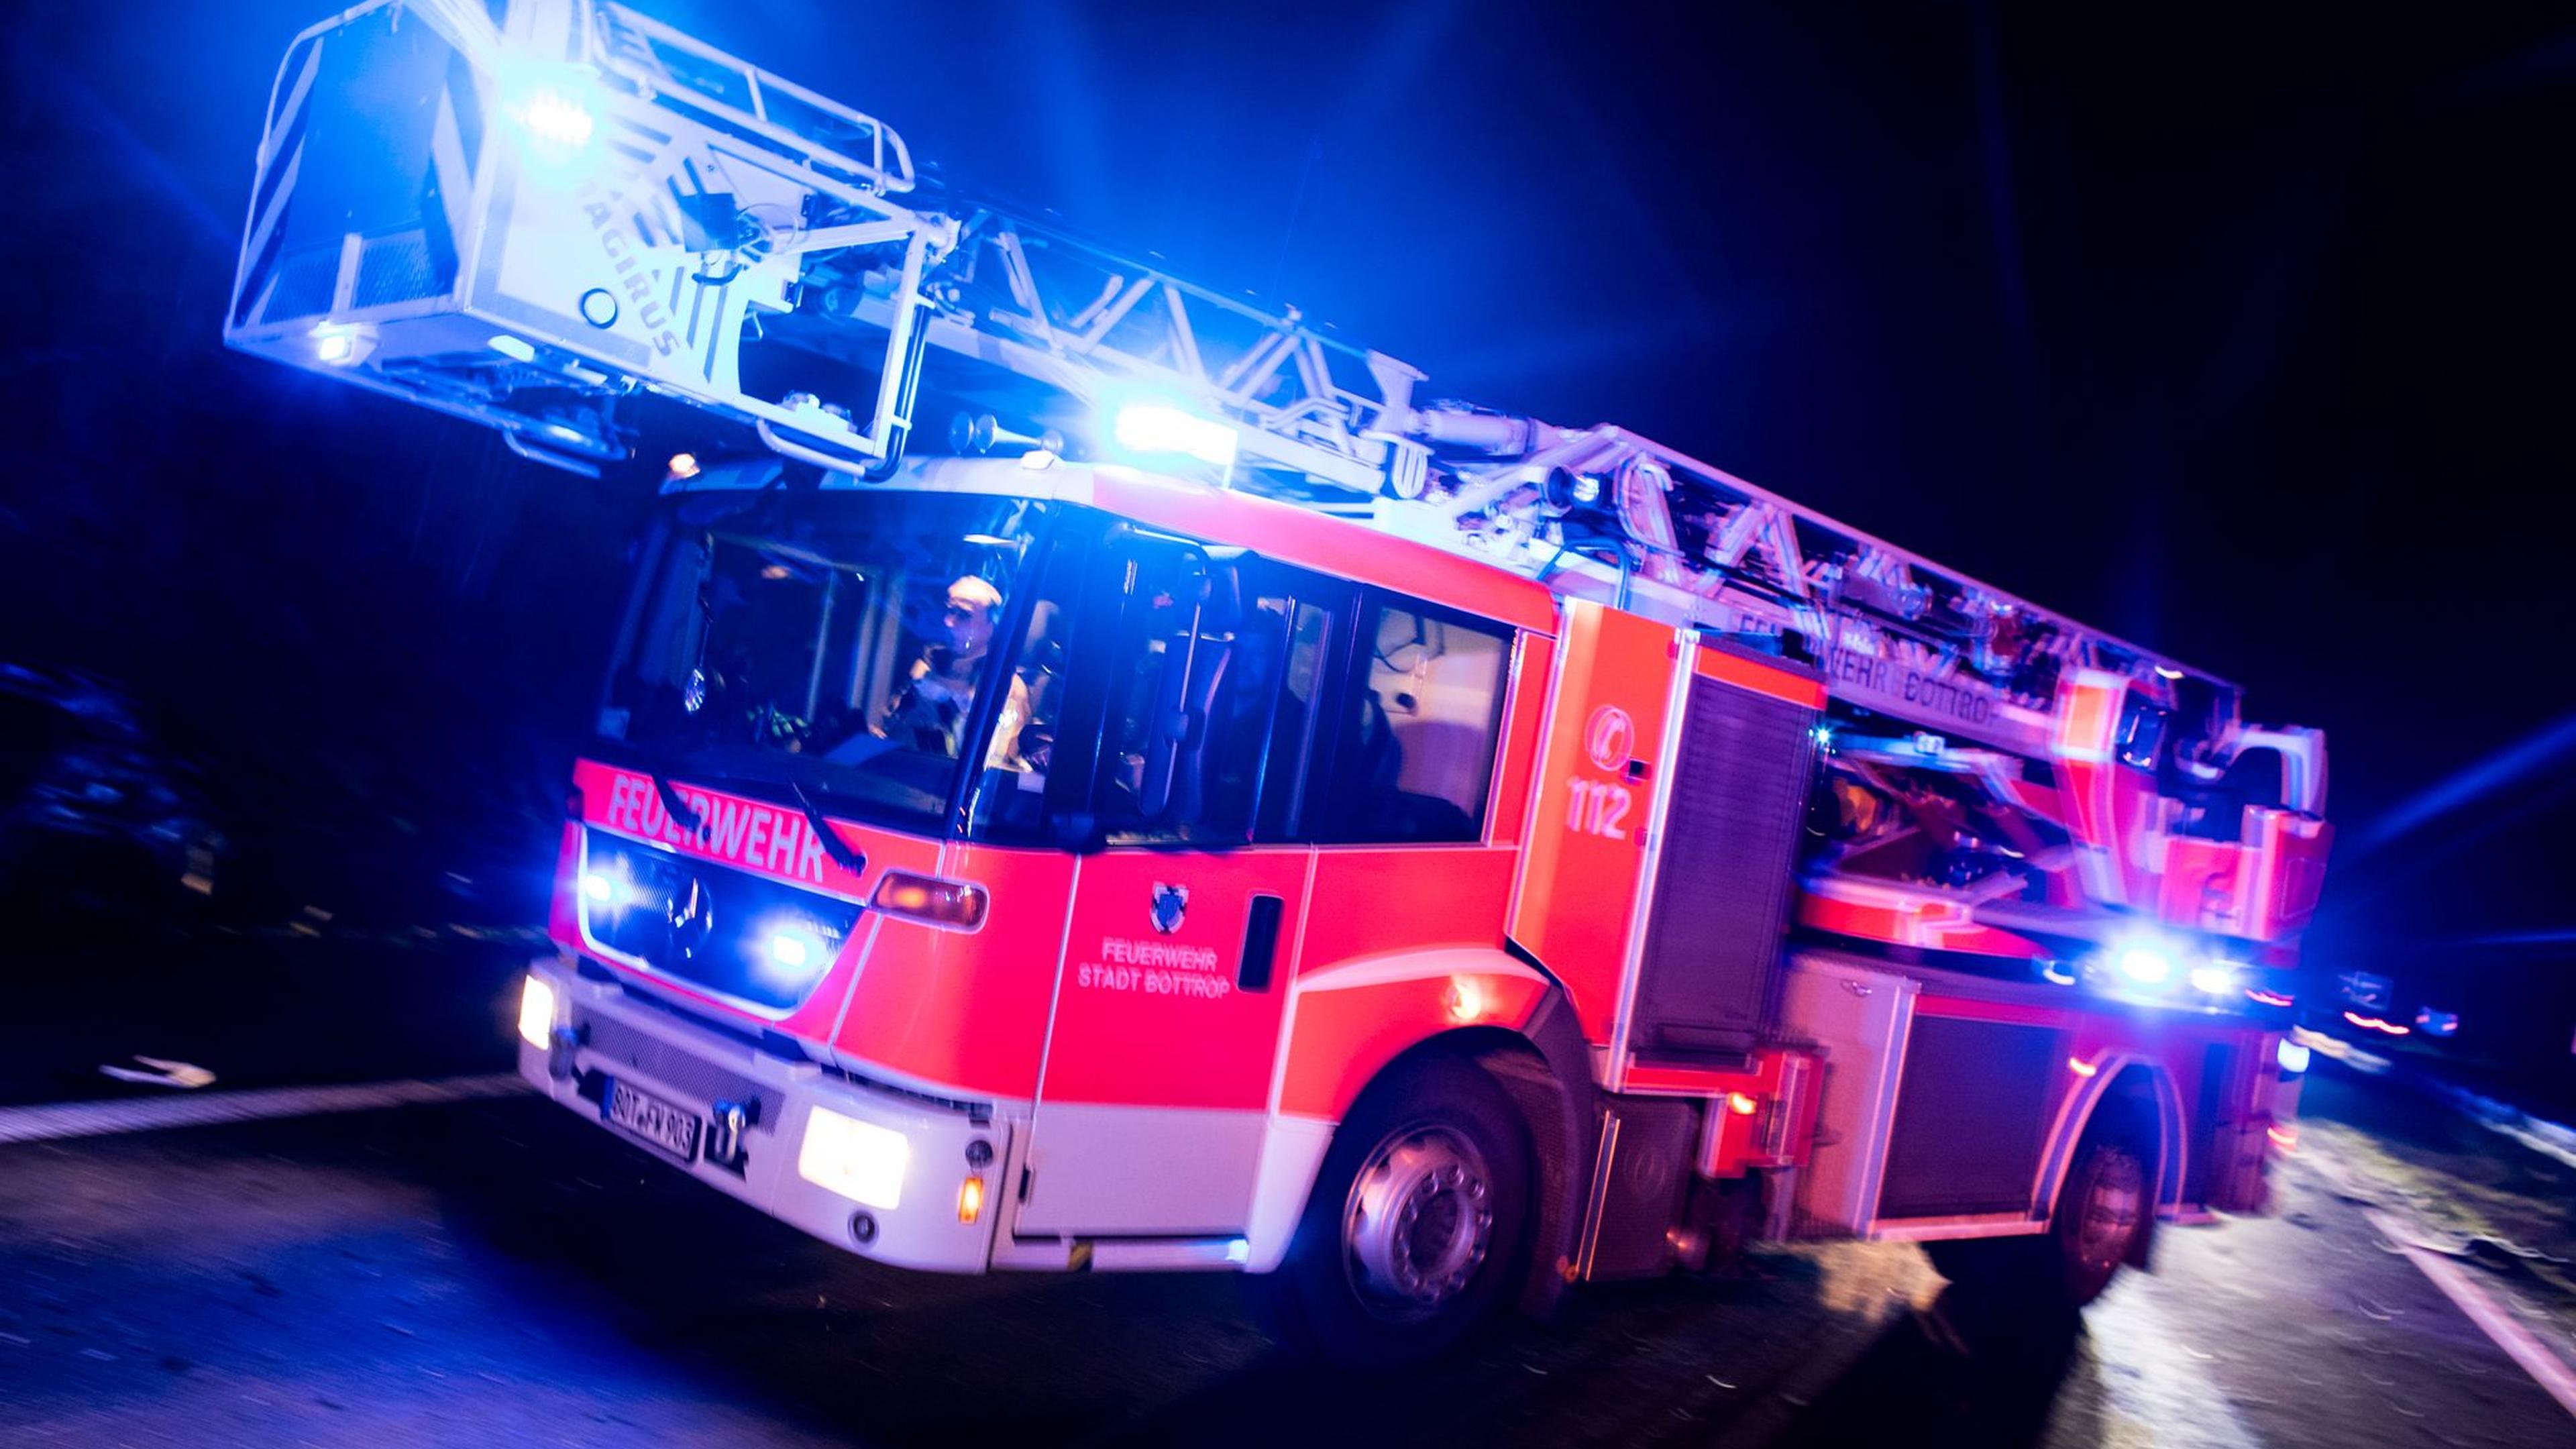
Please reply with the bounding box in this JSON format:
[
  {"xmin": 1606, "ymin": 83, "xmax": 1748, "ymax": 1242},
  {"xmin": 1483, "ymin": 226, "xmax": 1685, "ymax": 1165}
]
[{"xmin": 1150, "ymin": 883, "xmax": 1189, "ymax": 934}]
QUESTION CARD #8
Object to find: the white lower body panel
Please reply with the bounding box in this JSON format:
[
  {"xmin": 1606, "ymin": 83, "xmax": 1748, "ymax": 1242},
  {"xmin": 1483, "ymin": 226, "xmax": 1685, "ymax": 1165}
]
[{"xmin": 519, "ymin": 957, "xmax": 1007, "ymax": 1274}]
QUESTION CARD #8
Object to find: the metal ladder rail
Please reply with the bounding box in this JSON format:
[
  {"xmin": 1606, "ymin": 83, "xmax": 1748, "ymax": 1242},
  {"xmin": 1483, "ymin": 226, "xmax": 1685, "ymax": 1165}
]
[
  {"xmin": 589, "ymin": 2, "xmax": 915, "ymax": 197},
  {"xmin": 562, "ymin": 4, "xmax": 1424, "ymax": 492},
  {"xmin": 898, "ymin": 209, "xmax": 1428, "ymax": 494},
  {"xmin": 1432, "ymin": 424, "xmax": 2224, "ymax": 693}
]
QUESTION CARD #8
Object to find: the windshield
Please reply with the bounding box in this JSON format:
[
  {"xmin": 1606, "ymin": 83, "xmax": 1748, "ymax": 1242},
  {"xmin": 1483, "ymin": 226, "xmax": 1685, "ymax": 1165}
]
[{"xmin": 598, "ymin": 489, "xmax": 1048, "ymax": 835}]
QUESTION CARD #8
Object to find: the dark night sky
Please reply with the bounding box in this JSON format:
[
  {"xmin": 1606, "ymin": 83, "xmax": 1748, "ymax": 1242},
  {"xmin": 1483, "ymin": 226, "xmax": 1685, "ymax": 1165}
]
[{"xmin": 2, "ymin": 3, "xmax": 2570, "ymax": 1038}]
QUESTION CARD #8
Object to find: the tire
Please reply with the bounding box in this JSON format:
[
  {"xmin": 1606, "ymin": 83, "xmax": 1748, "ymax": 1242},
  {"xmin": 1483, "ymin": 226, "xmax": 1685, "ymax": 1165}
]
[
  {"xmin": 1244, "ymin": 1053, "xmax": 1534, "ymax": 1371},
  {"xmin": 2053, "ymin": 1137, "xmax": 2149, "ymax": 1305},
  {"xmin": 1925, "ymin": 1134, "xmax": 2152, "ymax": 1311}
]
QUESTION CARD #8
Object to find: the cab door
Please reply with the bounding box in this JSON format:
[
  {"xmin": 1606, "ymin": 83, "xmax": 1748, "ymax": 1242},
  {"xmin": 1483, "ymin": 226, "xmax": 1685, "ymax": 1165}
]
[{"xmin": 1017, "ymin": 542, "xmax": 1347, "ymax": 1236}]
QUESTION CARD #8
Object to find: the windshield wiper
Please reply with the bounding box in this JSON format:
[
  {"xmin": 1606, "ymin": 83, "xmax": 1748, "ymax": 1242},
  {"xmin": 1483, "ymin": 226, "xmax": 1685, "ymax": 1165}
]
[
  {"xmin": 647, "ymin": 763, "xmax": 863, "ymax": 876},
  {"xmin": 652, "ymin": 771, "xmax": 704, "ymax": 836},
  {"xmin": 790, "ymin": 780, "xmax": 870, "ymax": 877}
]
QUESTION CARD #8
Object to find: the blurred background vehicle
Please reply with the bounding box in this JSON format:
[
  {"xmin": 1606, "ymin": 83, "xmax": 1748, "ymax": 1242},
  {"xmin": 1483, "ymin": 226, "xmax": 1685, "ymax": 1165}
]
[{"xmin": 0, "ymin": 661, "xmax": 216, "ymax": 930}]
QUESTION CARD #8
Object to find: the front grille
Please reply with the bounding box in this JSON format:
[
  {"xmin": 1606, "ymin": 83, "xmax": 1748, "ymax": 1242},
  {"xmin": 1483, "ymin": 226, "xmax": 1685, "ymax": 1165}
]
[
  {"xmin": 580, "ymin": 1012, "xmax": 779, "ymax": 1131},
  {"xmin": 581, "ymin": 827, "xmax": 863, "ymax": 1012}
]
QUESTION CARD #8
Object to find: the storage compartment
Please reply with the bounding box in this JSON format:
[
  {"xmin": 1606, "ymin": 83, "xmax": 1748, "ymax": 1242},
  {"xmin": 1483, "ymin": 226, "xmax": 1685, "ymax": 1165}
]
[
  {"xmin": 1627, "ymin": 651, "xmax": 1820, "ymax": 1062},
  {"xmin": 1776, "ymin": 955, "xmax": 1916, "ymax": 1237},
  {"xmin": 1874, "ymin": 1014, "xmax": 2061, "ymax": 1219}
]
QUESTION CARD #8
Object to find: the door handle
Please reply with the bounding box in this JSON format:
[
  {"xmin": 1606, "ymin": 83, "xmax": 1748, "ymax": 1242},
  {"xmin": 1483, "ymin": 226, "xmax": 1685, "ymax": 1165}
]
[{"xmin": 1239, "ymin": 894, "xmax": 1285, "ymax": 992}]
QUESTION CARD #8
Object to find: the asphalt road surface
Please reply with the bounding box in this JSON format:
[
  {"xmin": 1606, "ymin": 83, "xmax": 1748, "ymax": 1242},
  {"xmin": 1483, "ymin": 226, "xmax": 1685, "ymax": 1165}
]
[{"xmin": 1, "ymin": 1059, "xmax": 2571, "ymax": 1448}]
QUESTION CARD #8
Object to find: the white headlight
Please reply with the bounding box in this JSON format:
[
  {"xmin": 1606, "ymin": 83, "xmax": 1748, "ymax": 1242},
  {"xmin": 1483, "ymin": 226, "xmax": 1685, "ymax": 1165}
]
[
  {"xmin": 798, "ymin": 1106, "xmax": 908, "ymax": 1210},
  {"xmin": 517, "ymin": 974, "xmax": 557, "ymax": 1049}
]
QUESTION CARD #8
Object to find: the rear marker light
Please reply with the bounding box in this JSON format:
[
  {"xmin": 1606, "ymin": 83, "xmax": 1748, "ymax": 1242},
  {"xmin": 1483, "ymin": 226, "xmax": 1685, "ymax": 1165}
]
[
  {"xmin": 869, "ymin": 871, "xmax": 988, "ymax": 930},
  {"xmin": 1725, "ymin": 1091, "xmax": 1760, "ymax": 1116}
]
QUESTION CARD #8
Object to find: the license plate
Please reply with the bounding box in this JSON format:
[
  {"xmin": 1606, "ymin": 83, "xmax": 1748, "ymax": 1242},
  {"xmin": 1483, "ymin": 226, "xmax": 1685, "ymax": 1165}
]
[{"xmin": 604, "ymin": 1078, "xmax": 701, "ymax": 1164}]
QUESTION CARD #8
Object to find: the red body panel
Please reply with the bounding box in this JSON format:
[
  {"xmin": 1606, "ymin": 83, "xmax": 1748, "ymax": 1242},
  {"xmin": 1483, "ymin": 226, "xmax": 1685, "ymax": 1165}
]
[
  {"xmin": 1299, "ymin": 848, "xmax": 1516, "ymax": 974},
  {"xmin": 547, "ymin": 820, "xmax": 584, "ymax": 951},
  {"xmin": 1794, "ymin": 881, "xmax": 2049, "ymax": 960},
  {"xmin": 1509, "ymin": 600, "xmax": 1677, "ymax": 1039},
  {"xmin": 1623, "ymin": 1049, "xmax": 1817, "ymax": 1176},
  {"xmin": 1487, "ymin": 631, "xmax": 1554, "ymax": 847},
  {"xmin": 831, "ymin": 846, "xmax": 1073, "ymax": 1101},
  {"xmin": 1038, "ymin": 849, "xmax": 1310, "ymax": 1110},
  {"xmin": 1091, "ymin": 470, "xmax": 1558, "ymax": 633},
  {"xmin": 1279, "ymin": 967, "xmax": 1548, "ymax": 1120},
  {"xmin": 1696, "ymin": 647, "xmax": 1827, "ymax": 710}
]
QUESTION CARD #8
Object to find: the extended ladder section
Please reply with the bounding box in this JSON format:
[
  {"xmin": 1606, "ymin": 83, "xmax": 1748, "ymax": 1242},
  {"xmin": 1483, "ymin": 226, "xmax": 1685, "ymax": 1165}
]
[
  {"xmin": 226, "ymin": 0, "xmax": 2330, "ymax": 955},
  {"xmin": 226, "ymin": 0, "xmax": 1413, "ymax": 488}
]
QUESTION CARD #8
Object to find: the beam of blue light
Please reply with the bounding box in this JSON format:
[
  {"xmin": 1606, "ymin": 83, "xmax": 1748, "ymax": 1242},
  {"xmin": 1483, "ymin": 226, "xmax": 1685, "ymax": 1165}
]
[
  {"xmin": 2468, "ymin": 929, "xmax": 2576, "ymax": 947},
  {"xmin": 2353, "ymin": 710, "xmax": 2576, "ymax": 857}
]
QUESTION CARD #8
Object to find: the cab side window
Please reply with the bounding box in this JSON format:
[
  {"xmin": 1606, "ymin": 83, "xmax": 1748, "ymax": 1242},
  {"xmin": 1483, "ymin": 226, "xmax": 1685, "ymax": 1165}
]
[
  {"xmin": 1312, "ymin": 597, "xmax": 1511, "ymax": 844},
  {"xmin": 965, "ymin": 530, "xmax": 1086, "ymax": 841},
  {"xmin": 1093, "ymin": 551, "xmax": 1347, "ymax": 847}
]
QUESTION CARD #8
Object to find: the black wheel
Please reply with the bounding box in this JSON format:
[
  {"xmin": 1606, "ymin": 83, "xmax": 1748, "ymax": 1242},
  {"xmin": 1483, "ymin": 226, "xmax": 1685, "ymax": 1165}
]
[
  {"xmin": 1244, "ymin": 1053, "xmax": 1533, "ymax": 1371},
  {"xmin": 1926, "ymin": 1134, "xmax": 2153, "ymax": 1311},
  {"xmin": 2054, "ymin": 1137, "xmax": 2149, "ymax": 1305}
]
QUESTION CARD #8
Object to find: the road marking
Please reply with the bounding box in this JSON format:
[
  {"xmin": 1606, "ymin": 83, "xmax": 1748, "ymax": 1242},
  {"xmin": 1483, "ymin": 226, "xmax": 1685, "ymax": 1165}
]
[
  {"xmin": 0, "ymin": 1073, "xmax": 529, "ymax": 1146},
  {"xmin": 2369, "ymin": 1208, "xmax": 2576, "ymax": 1421}
]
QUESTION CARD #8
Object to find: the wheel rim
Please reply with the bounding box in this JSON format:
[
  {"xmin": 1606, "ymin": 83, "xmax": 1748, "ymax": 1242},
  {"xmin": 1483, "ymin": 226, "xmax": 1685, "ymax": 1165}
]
[
  {"xmin": 1342, "ymin": 1124, "xmax": 1495, "ymax": 1320},
  {"xmin": 2071, "ymin": 1148, "xmax": 2145, "ymax": 1275}
]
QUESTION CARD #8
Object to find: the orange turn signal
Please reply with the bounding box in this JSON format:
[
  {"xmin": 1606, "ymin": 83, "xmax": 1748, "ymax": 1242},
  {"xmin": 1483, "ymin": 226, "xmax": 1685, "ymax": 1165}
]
[
  {"xmin": 871, "ymin": 871, "xmax": 989, "ymax": 930},
  {"xmin": 1725, "ymin": 1091, "xmax": 1760, "ymax": 1117},
  {"xmin": 957, "ymin": 1174, "xmax": 987, "ymax": 1224}
]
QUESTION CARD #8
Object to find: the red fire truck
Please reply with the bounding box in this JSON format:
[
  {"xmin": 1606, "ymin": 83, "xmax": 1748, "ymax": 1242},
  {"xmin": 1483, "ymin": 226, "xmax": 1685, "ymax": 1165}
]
[{"xmin": 225, "ymin": 0, "xmax": 2332, "ymax": 1365}]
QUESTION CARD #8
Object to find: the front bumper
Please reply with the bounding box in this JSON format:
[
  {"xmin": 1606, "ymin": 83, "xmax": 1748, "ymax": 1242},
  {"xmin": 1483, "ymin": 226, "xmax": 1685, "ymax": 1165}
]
[{"xmin": 517, "ymin": 956, "xmax": 1009, "ymax": 1273}]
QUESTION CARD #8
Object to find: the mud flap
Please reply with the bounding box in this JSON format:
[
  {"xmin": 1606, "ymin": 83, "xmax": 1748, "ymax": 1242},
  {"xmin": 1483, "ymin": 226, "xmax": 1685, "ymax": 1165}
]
[{"xmin": 1482, "ymin": 987, "xmax": 1599, "ymax": 1322}]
